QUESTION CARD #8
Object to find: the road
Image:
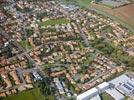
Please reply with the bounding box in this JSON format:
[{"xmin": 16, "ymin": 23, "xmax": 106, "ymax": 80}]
[
  {"xmin": 75, "ymin": 21, "xmax": 89, "ymax": 47},
  {"xmin": 16, "ymin": 67, "xmax": 41, "ymax": 84}
]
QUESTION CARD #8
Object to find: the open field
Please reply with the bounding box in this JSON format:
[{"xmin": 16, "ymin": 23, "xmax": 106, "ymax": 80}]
[
  {"xmin": 114, "ymin": 4, "xmax": 134, "ymax": 25},
  {"xmin": 90, "ymin": 3, "xmax": 134, "ymax": 32},
  {"xmin": 39, "ymin": 18, "xmax": 70, "ymax": 27},
  {"xmin": 4, "ymin": 88, "xmax": 44, "ymax": 100},
  {"xmin": 60, "ymin": 0, "xmax": 92, "ymax": 8},
  {"xmin": 75, "ymin": 0, "xmax": 92, "ymax": 7}
]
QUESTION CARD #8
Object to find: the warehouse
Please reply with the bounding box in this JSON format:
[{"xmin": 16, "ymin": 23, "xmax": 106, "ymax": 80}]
[{"xmin": 106, "ymin": 88, "xmax": 125, "ymax": 100}]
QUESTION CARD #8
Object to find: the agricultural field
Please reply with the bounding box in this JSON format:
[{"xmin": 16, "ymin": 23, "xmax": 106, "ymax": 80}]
[
  {"xmin": 114, "ymin": 3, "xmax": 134, "ymax": 26},
  {"xmin": 90, "ymin": 3, "xmax": 134, "ymax": 32}
]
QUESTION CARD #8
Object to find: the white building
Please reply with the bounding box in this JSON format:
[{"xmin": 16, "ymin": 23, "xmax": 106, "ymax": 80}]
[
  {"xmin": 90, "ymin": 95, "xmax": 101, "ymax": 100},
  {"xmin": 97, "ymin": 82, "xmax": 110, "ymax": 93},
  {"xmin": 77, "ymin": 88, "xmax": 98, "ymax": 100},
  {"xmin": 54, "ymin": 78, "xmax": 65, "ymax": 94},
  {"xmin": 106, "ymin": 88, "xmax": 125, "ymax": 100},
  {"xmin": 109, "ymin": 74, "xmax": 134, "ymax": 98}
]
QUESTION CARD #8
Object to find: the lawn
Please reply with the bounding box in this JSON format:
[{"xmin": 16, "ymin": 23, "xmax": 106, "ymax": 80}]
[
  {"xmin": 39, "ymin": 18, "xmax": 70, "ymax": 27},
  {"xmin": 4, "ymin": 88, "xmax": 45, "ymax": 100},
  {"xmin": 19, "ymin": 40, "xmax": 33, "ymax": 50},
  {"xmin": 74, "ymin": 0, "xmax": 92, "ymax": 8},
  {"xmin": 61, "ymin": 0, "xmax": 92, "ymax": 8},
  {"xmin": 101, "ymin": 93, "xmax": 111, "ymax": 100}
]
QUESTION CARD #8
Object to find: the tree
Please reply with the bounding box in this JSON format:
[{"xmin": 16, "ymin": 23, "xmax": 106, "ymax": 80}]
[
  {"xmin": 90, "ymin": 38, "xmax": 134, "ymax": 69},
  {"xmin": 0, "ymin": 76, "xmax": 4, "ymax": 85},
  {"xmin": 0, "ymin": 97, "xmax": 4, "ymax": 100},
  {"xmin": 37, "ymin": 78, "xmax": 52, "ymax": 96}
]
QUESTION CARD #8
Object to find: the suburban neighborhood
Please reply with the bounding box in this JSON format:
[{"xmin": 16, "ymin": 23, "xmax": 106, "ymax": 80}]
[{"xmin": 0, "ymin": 0, "xmax": 134, "ymax": 100}]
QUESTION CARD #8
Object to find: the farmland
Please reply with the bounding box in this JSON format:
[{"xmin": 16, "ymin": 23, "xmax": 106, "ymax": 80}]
[
  {"xmin": 90, "ymin": 3, "xmax": 134, "ymax": 32},
  {"xmin": 114, "ymin": 3, "xmax": 134, "ymax": 26}
]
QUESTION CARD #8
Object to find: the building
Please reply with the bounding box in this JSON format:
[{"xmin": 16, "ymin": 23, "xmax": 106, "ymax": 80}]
[
  {"xmin": 106, "ymin": 88, "xmax": 125, "ymax": 100},
  {"xmin": 54, "ymin": 78, "xmax": 65, "ymax": 95},
  {"xmin": 109, "ymin": 74, "xmax": 134, "ymax": 98},
  {"xmin": 97, "ymin": 82, "xmax": 110, "ymax": 93},
  {"xmin": 77, "ymin": 88, "xmax": 98, "ymax": 100},
  {"xmin": 32, "ymin": 71, "xmax": 42, "ymax": 80},
  {"xmin": 90, "ymin": 95, "xmax": 101, "ymax": 100}
]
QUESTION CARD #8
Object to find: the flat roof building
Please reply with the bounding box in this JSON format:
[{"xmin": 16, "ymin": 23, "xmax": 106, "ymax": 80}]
[
  {"xmin": 77, "ymin": 88, "xmax": 98, "ymax": 100},
  {"xmin": 109, "ymin": 74, "xmax": 134, "ymax": 98},
  {"xmin": 90, "ymin": 95, "xmax": 101, "ymax": 100},
  {"xmin": 97, "ymin": 82, "xmax": 110, "ymax": 93},
  {"xmin": 106, "ymin": 88, "xmax": 125, "ymax": 100}
]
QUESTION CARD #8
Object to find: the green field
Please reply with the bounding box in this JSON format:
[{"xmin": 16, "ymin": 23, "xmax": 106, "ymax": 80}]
[
  {"xmin": 101, "ymin": 93, "xmax": 111, "ymax": 100},
  {"xmin": 39, "ymin": 18, "xmax": 70, "ymax": 27},
  {"xmin": 4, "ymin": 88, "xmax": 45, "ymax": 100},
  {"xmin": 61, "ymin": 0, "xmax": 92, "ymax": 8},
  {"xmin": 75, "ymin": 0, "xmax": 92, "ymax": 7}
]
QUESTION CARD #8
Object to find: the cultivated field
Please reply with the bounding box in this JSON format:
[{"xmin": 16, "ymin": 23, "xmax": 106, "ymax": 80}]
[
  {"xmin": 91, "ymin": 3, "xmax": 134, "ymax": 32},
  {"xmin": 114, "ymin": 4, "xmax": 134, "ymax": 26}
]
